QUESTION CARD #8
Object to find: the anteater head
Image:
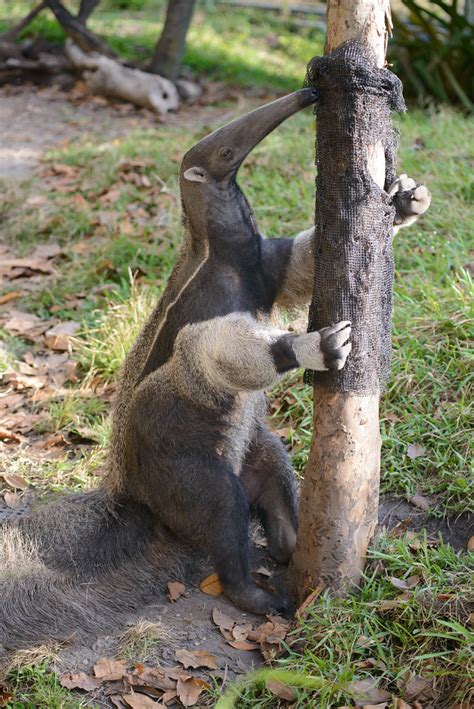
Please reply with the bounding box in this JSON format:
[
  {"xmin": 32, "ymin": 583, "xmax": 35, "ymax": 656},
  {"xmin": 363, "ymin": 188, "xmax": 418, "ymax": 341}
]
[{"xmin": 179, "ymin": 88, "xmax": 317, "ymax": 248}]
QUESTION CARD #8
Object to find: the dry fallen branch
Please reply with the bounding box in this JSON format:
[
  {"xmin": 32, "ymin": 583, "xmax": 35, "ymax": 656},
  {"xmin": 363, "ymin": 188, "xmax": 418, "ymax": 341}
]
[{"xmin": 65, "ymin": 41, "xmax": 180, "ymax": 114}]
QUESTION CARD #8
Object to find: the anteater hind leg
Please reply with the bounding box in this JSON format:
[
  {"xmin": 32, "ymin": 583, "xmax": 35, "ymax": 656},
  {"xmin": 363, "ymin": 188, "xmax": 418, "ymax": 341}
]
[
  {"xmin": 240, "ymin": 424, "xmax": 298, "ymax": 564},
  {"xmin": 129, "ymin": 423, "xmax": 289, "ymax": 615}
]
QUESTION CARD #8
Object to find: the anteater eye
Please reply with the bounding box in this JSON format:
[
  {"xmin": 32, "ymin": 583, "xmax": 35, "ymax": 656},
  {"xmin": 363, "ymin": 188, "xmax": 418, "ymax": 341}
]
[{"xmin": 219, "ymin": 147, "xmax": 233, "ymax": 161}]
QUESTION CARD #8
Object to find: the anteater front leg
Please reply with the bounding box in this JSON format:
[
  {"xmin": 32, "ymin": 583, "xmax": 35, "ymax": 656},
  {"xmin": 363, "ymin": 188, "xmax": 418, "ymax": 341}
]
[{"xmin": 173, "ymin": 312, "xmax": 352, "ymax": 392}]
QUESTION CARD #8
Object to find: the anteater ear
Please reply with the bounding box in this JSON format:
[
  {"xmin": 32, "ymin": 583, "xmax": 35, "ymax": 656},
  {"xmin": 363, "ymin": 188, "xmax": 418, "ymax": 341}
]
[{"xmin": 183, "ymin": 166, "xmax": 208, "ymax": 183}]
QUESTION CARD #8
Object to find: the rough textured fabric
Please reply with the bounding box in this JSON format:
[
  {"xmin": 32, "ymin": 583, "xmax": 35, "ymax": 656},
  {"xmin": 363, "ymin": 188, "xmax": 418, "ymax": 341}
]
[{"xmin": 305, "ymin": 41, "xmax": 405, "ymax": 393}]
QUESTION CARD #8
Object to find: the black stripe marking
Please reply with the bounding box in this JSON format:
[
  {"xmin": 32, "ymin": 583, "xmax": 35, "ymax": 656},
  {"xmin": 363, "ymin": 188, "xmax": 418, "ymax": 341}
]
[{"xmin": 270, "ymin": 335, "xmax": 299, "ymax": 374}]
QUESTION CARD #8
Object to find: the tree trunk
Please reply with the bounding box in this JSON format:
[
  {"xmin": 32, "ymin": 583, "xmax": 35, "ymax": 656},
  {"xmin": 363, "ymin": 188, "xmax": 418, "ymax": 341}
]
[
  {"xmin": 45, "ymin": 0, "xmax": 115, "ymax": 56},
  {"xmin": 150, "ymin": 0, "xmax": 196, "ymax": 82},
  {"xmin": 289, "ymin": 0, "xmax": 394, "ymax": 603},
  {"xmin": 77, "ymin": 0, "xmax": 101, "ymax": 25}
]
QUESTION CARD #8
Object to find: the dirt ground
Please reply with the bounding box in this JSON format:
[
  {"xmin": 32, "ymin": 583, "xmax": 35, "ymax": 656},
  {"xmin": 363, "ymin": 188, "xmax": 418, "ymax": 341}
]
[
  {"xmin": 1, "ymin": 86, "xmax": 472, "ymax": 707},
  {"xmin": 0, "ymin": 83, "xmax": 250, "ymax": 181}
]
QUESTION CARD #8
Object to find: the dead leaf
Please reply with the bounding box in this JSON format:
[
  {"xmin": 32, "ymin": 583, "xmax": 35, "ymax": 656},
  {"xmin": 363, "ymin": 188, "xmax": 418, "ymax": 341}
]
[
  {"xmin": 389, "ymin": 575, "xmax": 420, "ymax": 591},
  {"xmin": 2, "ymin": 473, "xmax": 29, "ymax": 490},
  {"xmin": 0, "ymin": 427, "xmax": 23, "ymax": 444},
  {"xmin": 232, "ymin": 623, "xmax": 252, "ymax": 641},
  {"xmin": 211, "ymin": 607, "xmax": 235, "ymax": 632},
  {"xmin": 248, "ymin": 618, "xmax": 289, "ymax": 644},
  {"xmin": 275, "ymin": 427, "xmax": 291, "ymax": 439},
  {"xmin": 4, "ymin": 311, "xmax": 50, "ymax": 338},
  {"xmin": 2, "ymin": 372, "xmax": 45, "ymax": 390},
  {"xmin": 161, "ymin": 688, "xmax": 178, "ymax": 704},
  {"xmin": 388, "ymin": 518, "xmax": 412, "ymax": 538},
  {"xmin": 44, "ymin": 321, "xmax": 80, "ymax": 351},
  {"xmin": 32, "ymin": 243, "xmax": 62, "ymax": 260},
  {"xmin": 409, "ymin": 494, "xmax": 431, "ymax": 511},
  {"xmin": 199, "ymin": 573, "xmax": 223, "ymax": 596},
  {"xmin": 0, "ymin": 681, "xmax": 13, "ymax": 707},
  {"xmin": 60, "ymin": 672, "xmax": 101, "ymax": 691},
  {"xmin": 176, "ymin": 675, "xmax": 209, "ymax": 707},
  {"xmin": 0, "ymin": 393, "xmax": 25, "ymax": 411},
  {"xmin": 296, "ymin": 581, "xmax": 324, "ymax": 619},
  {"xmin": 401, "ymin": 673, "xmax": 433, "ymax": 701},
  {"xmin": 4, "ymin": 491, "xmax": 20, "ymax": 508},
  {"xmin": 122, "ymin": 694, "xmax": 165, "ymax": 708},
  {"xmin": 266, "ymin": 678, "xmax": 296, "ymax": 701},
  {"xmin": 0, "ymin": 291, "xmax": 23, "ymax": 305},
  {"xmin": 51, "ymin": 163, "xmax": 80, "ymax": 178},
  {"xmin": 129, "ymin": 666, "xmax": 176, "ymax": 691},
  {"xmin": 394, "ymin": 700, "xmax": 412, "ymax": 709},
  {"xmin": 100, "ymin": 187, "xmax": 121, "ymax": 205},
  {"xmin": 93, "ymin": 657, "xmax": 128, "ymax": 681},
  {"xmin": 407, "ymin": 443, "xmax": 425, "ymax": 459},
  {"xmin": 227, "ymin": 640, "xmax": 259, "ymax": 651},
  {"xmin": 175, "ymin": 648, "xmax": 217, "ymax": 670},
  {"xmin": 167, "ymin": 580, "xmax": 185, "ymax": 602},
  {"xmin": 346, "ymin": 679, "xmax": 391, "ymax": 706},
  {"xmin": 467, "ymin": 536, "xmax": 474, "ymax": 552},
  {"xmin": 360, "ymin": 704, "xmax": 389, "ymax": 709},
  {"xmin": 0, "ymin": 257, "xmax": 54, "ymax": 276}
]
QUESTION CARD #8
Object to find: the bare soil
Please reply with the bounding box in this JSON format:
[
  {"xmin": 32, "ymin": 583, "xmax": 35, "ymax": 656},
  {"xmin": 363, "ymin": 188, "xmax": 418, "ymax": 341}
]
[{"xmin": 0, "ymin": 83, "xmax": 248, "ymax": 181}]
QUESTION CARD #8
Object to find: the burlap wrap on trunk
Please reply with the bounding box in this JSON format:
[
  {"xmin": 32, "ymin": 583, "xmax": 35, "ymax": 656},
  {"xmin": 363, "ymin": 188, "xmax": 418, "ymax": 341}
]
[{"xmin": 305, "ymin": 41, "xmax": 405, "ymax": 394}]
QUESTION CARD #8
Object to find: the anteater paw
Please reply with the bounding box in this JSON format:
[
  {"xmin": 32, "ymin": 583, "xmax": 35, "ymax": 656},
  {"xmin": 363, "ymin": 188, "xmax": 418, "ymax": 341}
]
[
  {"xmin": 319, "ymin": 321, "xmax": 352, "ymax": 371},
  {"xmin": 388, "ymin": 174, "xmax": 431, "ymax": 227}
]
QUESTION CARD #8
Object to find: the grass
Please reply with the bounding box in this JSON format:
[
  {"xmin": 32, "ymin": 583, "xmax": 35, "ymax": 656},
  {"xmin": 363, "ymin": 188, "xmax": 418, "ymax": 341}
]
[
  {"xmin": 215, "ymin": 536, "xmax": 474, "ymax": 707},
  {"xmin": 118, "ymin": 620, "xmax": 173, "ymax": 663},
  {"xmin": 0, "ymin": 2, "xmax": 472, "ymax": 706},
  {"xmin": 6, "ymin": 661, "xmax": 91, "ymax": 708}
]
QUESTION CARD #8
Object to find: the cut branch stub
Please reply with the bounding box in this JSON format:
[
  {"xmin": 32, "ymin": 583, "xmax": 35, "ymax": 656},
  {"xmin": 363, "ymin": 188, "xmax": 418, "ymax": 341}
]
[{"xmin": 305, "ymin": 42, "xmax": 405, "ymax": 395}]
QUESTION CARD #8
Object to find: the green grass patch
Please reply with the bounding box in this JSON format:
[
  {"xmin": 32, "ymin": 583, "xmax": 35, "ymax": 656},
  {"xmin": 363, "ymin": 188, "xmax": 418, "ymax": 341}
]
[
  {"xmin": 216, "ymin": 536, "xmax": 474, "ymax": 708},
  {"xmin": 6, "ymin": 659, "xmax": 91, "ymax": 708}
]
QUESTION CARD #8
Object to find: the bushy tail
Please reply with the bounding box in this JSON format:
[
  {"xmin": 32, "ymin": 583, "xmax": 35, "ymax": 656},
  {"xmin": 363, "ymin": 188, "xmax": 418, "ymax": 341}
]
[{"xmin": 0, "ymin": 489, "xmax": 187, "ymax": 664}]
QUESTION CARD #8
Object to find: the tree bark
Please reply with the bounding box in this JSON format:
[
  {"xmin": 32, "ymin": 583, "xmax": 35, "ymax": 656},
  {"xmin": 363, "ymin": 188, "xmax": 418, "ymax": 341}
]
[
  {"xmin": 150, "ymin": 0, "xmax": 196, "ymax": 82},
  {"xmin": 77, "ymin": 0, "xmax": 101, "ymax": 25},
  {"xmin": 45, "ymin": 0, "xmax": 116, "ymax": 56},
  {"xmin": 289, "ymin": 0, "xmax": 393, "ymax": 603}
]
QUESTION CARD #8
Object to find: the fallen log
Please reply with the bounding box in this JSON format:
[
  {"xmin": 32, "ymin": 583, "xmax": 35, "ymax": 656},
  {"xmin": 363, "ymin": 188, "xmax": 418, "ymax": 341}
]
[{"xmin": 65, "ymin": 41, "xmax": 180, "ymax": 114}]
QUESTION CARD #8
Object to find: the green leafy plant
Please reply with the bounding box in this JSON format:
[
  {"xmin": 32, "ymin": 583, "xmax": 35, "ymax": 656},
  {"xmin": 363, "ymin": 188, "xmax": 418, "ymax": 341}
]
[{"xmin": 391, "ymin": 0, "xmax": 474, "ymax": 111}]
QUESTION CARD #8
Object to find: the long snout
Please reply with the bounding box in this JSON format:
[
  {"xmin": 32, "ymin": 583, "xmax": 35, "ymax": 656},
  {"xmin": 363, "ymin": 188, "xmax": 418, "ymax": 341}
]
[
  {"xmin": 220, "ymin": 88, "xmax": 318, "ymax": 163},
  {"xmin": 184, "ymin": 88, "xmax": 318, "ymax": 173}
]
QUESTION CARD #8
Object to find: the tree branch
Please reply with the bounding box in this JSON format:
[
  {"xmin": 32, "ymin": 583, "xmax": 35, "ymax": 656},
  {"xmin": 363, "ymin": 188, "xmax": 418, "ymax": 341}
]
[
  {"xmin": 0, "ymin": 2, "xmax": 46, "ymax": 42},
  {"xmin": 44, "ymin": 0, "xmax": 116, "ymax": 57}
]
